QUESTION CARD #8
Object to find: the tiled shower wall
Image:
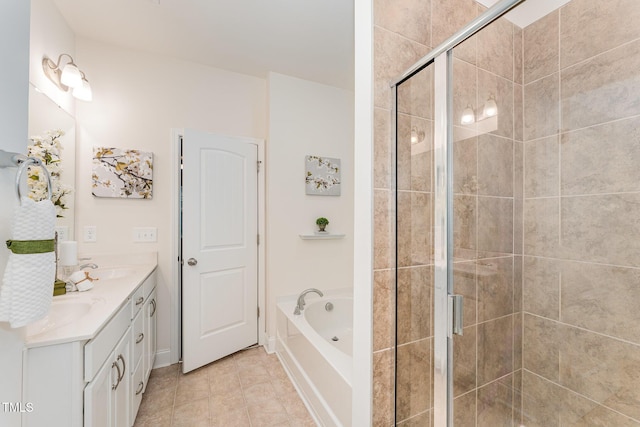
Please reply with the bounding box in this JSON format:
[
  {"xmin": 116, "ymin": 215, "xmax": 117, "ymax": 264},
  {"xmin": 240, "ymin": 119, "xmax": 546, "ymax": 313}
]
[
  {"xmin": 520, "ymin": 0, "xmax": 640, "ymax": 425},
  {"xmin": 449, "ymin": 9, "xmax": 523, "ymax": 426},
  {"xmin": 372, "ymin": 1, "xmax": 486, "ymax": 425},
  {"xmin": 373, "ymin": 0, "xmax": 640, "ymax": 425}
]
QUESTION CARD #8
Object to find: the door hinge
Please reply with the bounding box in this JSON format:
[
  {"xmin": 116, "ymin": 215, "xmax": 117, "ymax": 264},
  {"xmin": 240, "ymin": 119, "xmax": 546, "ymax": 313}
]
[
  {"xmin": 257, "ymin": 160, "xmax": 262, "ymax": 172},
  {"xmin": 257, "ymin": 307, "xmax": 260, "ymax": 317},
  {"xmin": 257, "ymin": 234, "xmax": 260, "ymax": 245},
  {"xmin": 448, "ymin": 294, "xmax": 464, "ymax": 337}
]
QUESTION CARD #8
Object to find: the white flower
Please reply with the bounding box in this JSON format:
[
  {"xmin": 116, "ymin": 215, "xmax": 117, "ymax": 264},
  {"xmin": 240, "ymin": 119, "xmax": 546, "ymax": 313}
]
[{"xmin": 27, "ymin": 129, "xmax": 73, "ymax": 217}]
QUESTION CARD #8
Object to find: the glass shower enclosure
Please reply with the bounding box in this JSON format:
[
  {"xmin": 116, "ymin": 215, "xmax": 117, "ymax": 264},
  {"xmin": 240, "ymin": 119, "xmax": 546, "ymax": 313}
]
[{"xmin": 392, "ymin": 0, "xmax": 640, "ymax": 425}]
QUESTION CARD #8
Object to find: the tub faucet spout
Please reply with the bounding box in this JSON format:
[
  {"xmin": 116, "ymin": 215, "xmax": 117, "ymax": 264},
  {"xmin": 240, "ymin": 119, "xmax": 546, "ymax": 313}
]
[{"xmin": 294, "ymin": 288, "xmax": 323, "ymax": 315}]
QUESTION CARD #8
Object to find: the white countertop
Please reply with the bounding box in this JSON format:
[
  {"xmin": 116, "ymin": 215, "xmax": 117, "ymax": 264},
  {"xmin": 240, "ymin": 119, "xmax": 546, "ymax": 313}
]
[{"xmin": 24, "ymin": 252, "xmax": 158, "ymax": 349}]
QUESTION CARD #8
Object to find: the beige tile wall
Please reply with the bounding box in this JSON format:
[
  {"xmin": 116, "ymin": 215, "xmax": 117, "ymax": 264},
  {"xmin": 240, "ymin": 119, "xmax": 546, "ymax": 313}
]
[
  {"xmin": 374, "ymin": 0, "xmax": 640, "ymax": 426},
  {"xmin": 372, "ymin": 0, "xmax": 522, "ymax": 425},
  {"xmin": 522, "ymin": 0, "xmax": 640, "ymax": 425},
  {"xmin": 372, "ymin": 0, "xmax": 440, "ymax": 425}
]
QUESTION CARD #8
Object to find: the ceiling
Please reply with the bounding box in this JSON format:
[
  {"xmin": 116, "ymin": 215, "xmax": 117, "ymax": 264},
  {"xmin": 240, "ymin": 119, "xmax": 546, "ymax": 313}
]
[
  {"xmin": 476, "ymin": 0, "xmax": 571, "ymax": 27},
  {"xmin": 53, "ymin": 0, "xmax": 355, "ymax": 90}
]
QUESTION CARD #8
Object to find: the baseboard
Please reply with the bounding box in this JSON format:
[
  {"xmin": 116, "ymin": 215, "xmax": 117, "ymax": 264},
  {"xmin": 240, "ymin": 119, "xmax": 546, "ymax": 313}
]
[
  {"xmin": 264, "ymin": 335, "xmax": 276, "ymax": 354},
  {"xmin": 153, "ymin": 349, "xmax": 172, "ymax": 368}
]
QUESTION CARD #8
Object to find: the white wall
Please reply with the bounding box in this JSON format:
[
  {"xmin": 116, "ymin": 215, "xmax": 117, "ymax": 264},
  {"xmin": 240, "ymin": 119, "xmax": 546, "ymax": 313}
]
[
  {"xmin": 29, "ymin": 0, "xmax": 76, "ymax": 115},
  {"xmin": 266, "ymin": 72, "xmax": 354, "ymax": 338},
  {"xmin": 74, "ymin": 38, "xmax": 267, "ymax": 363},
  {"xmin": 352, "ymin": 0, "xmax": 374, "ymax": 423},
  {"xmin": 0, "ymin": 2, "xmax": 30, "ymax": 425}
]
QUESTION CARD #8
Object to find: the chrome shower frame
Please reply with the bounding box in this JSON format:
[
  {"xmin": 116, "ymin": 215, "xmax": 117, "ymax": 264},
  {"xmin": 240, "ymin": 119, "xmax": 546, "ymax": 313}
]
[{"xmin": 390, "ymin": 0, "xmax": 526, "ymax": 425}]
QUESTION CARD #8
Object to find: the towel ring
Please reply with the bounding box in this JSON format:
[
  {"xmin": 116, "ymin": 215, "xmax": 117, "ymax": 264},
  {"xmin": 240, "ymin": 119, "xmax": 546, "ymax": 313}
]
[{"xmin": 15, "ymin": 157, "xmax": 52, "ymax": 201}]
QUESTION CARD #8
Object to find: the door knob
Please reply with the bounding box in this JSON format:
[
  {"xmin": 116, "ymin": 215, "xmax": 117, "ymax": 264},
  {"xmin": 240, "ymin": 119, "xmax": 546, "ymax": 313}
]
[{"xmin": 187, "ymin": 258, "xmax": 198, "ymax": 266}]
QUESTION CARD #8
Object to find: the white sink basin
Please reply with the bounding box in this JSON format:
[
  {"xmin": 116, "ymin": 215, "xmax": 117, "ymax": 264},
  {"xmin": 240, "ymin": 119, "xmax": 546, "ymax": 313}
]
[
  {"xmin": 89, "ymin": 267, "xmax": 136, "ymax": 281},
  {"xmin": 27, "ymin": 299, "xmax": 100, "ymax": 336}
]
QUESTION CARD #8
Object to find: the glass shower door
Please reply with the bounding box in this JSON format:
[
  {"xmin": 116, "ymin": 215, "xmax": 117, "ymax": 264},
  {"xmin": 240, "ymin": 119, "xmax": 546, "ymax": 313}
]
[
  {"xmin": 395, "ymin": 1, "xmax": 640, "ymax": 425},
  {"xmin": 449, "ymin": 15, "xmax": 521, "ymax": 424},
  {"xmin": 394, "ymin": 62, "xmax": 436, "ymax": 426}
]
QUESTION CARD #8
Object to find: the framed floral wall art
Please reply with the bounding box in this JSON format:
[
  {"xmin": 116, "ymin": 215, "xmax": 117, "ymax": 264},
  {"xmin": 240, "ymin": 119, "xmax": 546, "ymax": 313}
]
[
  {"xmin": 305, "ymin": 155, "xmax": 341, "ymax": 196},
  {"xmin": 92, "ymin": 147, "xmax": 153, "ymax": 199}
]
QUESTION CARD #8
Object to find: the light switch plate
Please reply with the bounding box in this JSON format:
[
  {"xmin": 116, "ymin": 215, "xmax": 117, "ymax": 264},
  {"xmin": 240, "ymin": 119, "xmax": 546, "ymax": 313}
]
[
  {"xmin": 133, "ymin": 227, "xmax": 157, "ymax": 242},
  {"xmin": 84, "ymin": 225, "xmax": 97, "ymax": 242},
  {"xmin": 55, "ymin": 226, "xmax": 69, "ymax": 241}
]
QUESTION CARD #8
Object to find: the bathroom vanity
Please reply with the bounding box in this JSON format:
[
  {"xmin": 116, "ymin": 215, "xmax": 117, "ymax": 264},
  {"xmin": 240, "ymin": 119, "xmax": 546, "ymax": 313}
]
[{"xmin": 21, "ymin": 254, "xmax": 157, "ymax": 427}]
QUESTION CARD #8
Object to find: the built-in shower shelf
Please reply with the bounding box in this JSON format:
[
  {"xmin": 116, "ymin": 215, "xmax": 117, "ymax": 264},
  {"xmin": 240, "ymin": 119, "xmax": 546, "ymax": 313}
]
[{"xmin": 299, "ymin": 233, "xmax": 346, "ymax": 240}]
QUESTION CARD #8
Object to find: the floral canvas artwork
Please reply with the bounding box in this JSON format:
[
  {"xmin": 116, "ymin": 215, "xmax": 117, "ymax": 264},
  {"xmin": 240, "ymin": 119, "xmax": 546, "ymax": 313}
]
[
  {"xmin": 305, "ymin": 155, "xmax": 341, "ymax": 196},
  {"xmin": 92, "ymin": 147, "xmax": 153, "ymax": 199}
]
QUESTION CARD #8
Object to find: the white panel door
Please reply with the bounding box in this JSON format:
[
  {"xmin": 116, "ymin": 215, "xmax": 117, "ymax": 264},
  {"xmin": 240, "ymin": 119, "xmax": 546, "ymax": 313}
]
[{"xmin": 182, "ymin": 129, "xmax": 259, "ymax": 373}]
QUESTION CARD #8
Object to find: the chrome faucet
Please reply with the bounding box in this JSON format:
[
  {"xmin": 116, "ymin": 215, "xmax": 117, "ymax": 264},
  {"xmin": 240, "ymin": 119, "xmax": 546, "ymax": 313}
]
[
  {"xmin": 294, "ymin": 288, "xmax": 323, "ymax": 315},
  {"xmin": 79, "ymin": 263, "xmax": 99, "ymax": 270}
]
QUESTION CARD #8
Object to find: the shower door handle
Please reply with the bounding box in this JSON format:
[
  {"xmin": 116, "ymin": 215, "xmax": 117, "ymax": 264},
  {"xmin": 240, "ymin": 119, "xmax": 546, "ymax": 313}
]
[{"xmin": 449, "ymin": 294, "xmax": 464, "ymax": 337}]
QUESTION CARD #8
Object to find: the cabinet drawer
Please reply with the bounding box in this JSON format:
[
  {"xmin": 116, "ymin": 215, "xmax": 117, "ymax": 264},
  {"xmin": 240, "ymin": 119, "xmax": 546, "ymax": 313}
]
[
  {"xmin": 132, "ymin": 310, "xmax": 144, "ymax": 371},
  {"xmin": 84, "ymin": 300, "xmax": 132, "ymax": 382},
  {"xmin": 131, "ymin": 285, "xmax": 145, "ymax": 319}
]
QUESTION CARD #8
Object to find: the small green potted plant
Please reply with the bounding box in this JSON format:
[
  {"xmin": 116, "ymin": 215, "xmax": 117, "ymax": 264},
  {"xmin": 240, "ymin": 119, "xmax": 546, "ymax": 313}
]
[{"xmin": 316, "ymin": 217, "xmax": 329, "ymax": 233}]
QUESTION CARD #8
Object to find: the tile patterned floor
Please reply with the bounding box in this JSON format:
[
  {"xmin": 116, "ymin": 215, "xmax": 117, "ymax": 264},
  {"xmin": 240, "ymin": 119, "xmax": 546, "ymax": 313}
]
[{"xmin": 133, "ymin": 346, "xmax": 316, "ymax": 427}]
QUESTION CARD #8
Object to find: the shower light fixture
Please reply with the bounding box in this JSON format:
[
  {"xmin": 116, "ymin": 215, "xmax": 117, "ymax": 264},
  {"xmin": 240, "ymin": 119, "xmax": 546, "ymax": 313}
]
[
  {"xmin": 42, "ymin": 53, "xmax": 92, "ymax": 102},
  {"xmin": 410, "ymin": 126, "xmax": 425, "ymax": 144}
]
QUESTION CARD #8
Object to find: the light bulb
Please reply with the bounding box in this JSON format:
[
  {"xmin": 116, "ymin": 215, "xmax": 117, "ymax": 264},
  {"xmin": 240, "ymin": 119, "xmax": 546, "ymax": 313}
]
[
  {"xmin": 410, "ymin": 126, "xmax": 424, "ymax": 144},
  {"xmin": 461, "ymin": 105, "xmax": 475, "ymax": 125},
  {"xmin": 483, "ymin": 96, "xmax": 498, "ymax": 117},
  {"xmin": 73, "ymin": 78, "xmax": 92, "ymax": 101},
  {"xmin": 60, "ymin": 62, "xmax": 82, "ymax": 88}
]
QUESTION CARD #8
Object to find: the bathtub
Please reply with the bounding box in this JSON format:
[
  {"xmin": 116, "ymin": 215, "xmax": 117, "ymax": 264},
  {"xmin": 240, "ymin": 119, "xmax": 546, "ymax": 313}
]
[{"xmin": 276, "ymin": 293, "xmax": 353, "ymax": 426}]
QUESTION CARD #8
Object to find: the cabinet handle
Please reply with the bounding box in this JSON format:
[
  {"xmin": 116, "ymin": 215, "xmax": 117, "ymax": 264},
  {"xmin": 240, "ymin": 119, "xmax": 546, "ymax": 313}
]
[
  {"xmin": 136, "ymin": 296, "xmax": 144, "ymax": 306},
  {"xmin": 117, "ymin": 354, "xmax": 126, "ymax": 381},
  {"xmin": 135, "ymin": 381, "xmax": 144, "ymax": 395},
  {"xmin": 150, "ymin": 299, "xmax": 157, "ymax": 317},
  {"xmin": 136, "ymin": 333, "xmax": 144, "ymax": 344},
  {"xmin": 111, "ymin": 361, "xmax": 121, "ymax": 390}
]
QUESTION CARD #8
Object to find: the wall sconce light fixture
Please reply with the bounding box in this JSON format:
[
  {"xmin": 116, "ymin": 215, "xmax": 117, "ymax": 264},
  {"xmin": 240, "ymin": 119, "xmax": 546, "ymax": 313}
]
[
  {"xmin": 42, "ymin": 54, "xmax": 92, "ymax": 101},
  {"xmin": 461, "ymin": 105, "xmax": 475, "ymax": 125},
  {"xmin": 410, "ymin": 126, "xmax": 425, "ymax": 144},
  {"xmin": 483, "ymin": 95, "xmax": 498, "ymax": 117},
  {"xmin": 460, "ymin": 95, "xmax": 498, "ymax": 125}
]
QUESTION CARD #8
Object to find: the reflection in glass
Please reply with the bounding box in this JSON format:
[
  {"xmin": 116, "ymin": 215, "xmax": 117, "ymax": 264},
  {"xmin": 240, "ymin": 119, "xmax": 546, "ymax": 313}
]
[{"xmin": 28, "ymin": 84, "xmax": 76, "ymax": 239}]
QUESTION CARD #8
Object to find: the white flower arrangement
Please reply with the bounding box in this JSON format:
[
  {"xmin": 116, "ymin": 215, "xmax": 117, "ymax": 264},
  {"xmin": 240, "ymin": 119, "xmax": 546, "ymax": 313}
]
[{"xmin": 27, "ymin": 129, "xmax": 73, "ymax": 217}]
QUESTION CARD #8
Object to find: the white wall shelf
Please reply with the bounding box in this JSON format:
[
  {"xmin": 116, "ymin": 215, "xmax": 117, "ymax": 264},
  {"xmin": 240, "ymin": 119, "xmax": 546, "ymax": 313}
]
[{"xmin": 299, "ymin": 233, "xmax": 346, "ymax": 240}]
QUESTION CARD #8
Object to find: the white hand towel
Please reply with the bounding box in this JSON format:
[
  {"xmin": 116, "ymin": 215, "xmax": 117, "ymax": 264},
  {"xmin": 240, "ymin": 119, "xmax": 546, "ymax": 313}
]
[{"xmin": 0, "ymin": 197, "xmax": 56, "ymax": 328}]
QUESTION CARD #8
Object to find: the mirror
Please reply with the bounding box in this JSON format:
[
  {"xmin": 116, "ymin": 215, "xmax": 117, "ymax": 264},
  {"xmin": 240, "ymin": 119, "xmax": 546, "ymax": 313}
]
[{"xmin": 28, "ymin": 83, "xmax": 76, "ymax": 239}]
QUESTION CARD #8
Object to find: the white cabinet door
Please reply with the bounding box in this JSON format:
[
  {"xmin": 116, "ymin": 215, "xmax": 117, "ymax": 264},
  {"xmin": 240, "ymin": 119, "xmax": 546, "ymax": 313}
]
[
  {"xmin": 130, "ymin": 360, "xmax": 145, "ymax": 425},
  {"xmin": 84, "ymin": 350, "xmax": 114, "ymax": 427},
  {"xmin": 143, "ymin": 288, "xmax": 157, "ymax": 385},
  {"xmin": 112, "ymin": 328, "xmax": 131, "ymax": 427}
]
